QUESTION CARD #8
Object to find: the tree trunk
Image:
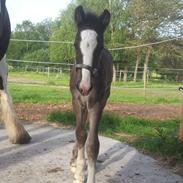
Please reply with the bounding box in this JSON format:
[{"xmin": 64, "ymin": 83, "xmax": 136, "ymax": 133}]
[
  {"xmin": 123, "ymin": 66, "xmax": 128, "ymax": 82},
  {"xmin": 133, "ymin": 48, "xmax": 141, "ymax": 82},
  {"xmin": 143, "ymin": 47, "xmax": 152, "ymax": 84},
  {"xmin": 112, "ymin": 64, "xmax": 116, "ymax": 82}
]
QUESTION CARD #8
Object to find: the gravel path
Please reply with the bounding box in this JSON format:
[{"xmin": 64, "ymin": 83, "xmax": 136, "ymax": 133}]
[{"xmin": 0, "ymin": 123, "xmax": 182, "ymax": 183}]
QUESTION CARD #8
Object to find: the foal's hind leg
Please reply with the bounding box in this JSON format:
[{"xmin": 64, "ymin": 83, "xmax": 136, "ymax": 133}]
[
  {"xmin": 71, "ymin": 99, "xmax": 88, "ymax": 183},
  {"xmin": 0, "ymin": 57, "xmax": 31, "ymax": 144}
]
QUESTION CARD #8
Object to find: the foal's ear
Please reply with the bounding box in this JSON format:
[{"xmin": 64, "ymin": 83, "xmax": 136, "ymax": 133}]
[
  {"xmin": 74, "ymin": 5, "xmax": 85, "ymax": 27},
  {"xmin": 99, "ymin": 9, "xmax": 111, "ymax": 32}
]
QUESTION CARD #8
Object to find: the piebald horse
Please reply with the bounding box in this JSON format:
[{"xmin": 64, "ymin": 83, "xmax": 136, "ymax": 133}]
[
  {"xmin": 70, "ymin": 6, "xmax": 113, "ymax": 183},
  {"xmin": 0, "ymin": 0, "xmax": 31, "ymax": 144}
]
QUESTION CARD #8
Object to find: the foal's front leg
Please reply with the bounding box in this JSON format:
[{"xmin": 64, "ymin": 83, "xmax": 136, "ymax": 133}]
[
  {"xmin": 86, "ymin": 104, "xmax": 103, "ymax": 183},
  {"xmin": 71, "ymin": 99, "xmax": 88, "ymax": 183}
]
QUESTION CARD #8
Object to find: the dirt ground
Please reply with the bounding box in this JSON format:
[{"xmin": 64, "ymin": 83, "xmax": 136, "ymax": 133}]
[{"xmin": 14, "ymin": 103, "xmax": 181, "ymax": 122}]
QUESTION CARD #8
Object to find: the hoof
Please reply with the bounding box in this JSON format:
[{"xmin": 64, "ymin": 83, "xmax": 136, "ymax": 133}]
[
  {"xmin": 70, "ymin": 159, "xmax": 77, "ymax": 174},
  {"xmin": 9, "ymin": 131, "xmax": 31, "ymax": 144},
  {"xmin": 73, "ymin": 179, "xmax": 85, "ymax": 183},
  {"xmin": 70, "ymin": 164, "xmax": 76, "ymax": 174},
  {"xmin": 74, "ymin": 170, "xmax": 86, "ymax": 183},
  {"xmin": 9, "ymin": 125, "xmax": 31, "ymax": 144}
]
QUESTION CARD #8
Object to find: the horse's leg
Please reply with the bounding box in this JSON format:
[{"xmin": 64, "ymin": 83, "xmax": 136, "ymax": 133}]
[
  {"xmin": 71, "ymin": 99, "xmax": 88, "ymax": 183},
  {"xmin": 86, "ymin": 103, "xmax": 103, "ymax": 183},
  {"xmin": 70, "ymin": 141, "xmax": 79, "ymax": 173},
  {"xmin": 0, "ymin": 57, "xmax": 31, "ymax": 144},
  {"xmin": 70, "ymin": 99, "xmax": 79, "ymax": 173}
]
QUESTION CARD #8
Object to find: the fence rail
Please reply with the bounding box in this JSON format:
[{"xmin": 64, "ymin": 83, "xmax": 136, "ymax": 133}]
[{"xmin": 7, "ymin": 59, "xmax": 183, "ymax": 83}]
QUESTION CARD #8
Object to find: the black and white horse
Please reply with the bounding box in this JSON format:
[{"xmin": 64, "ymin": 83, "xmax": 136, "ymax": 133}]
[
  {"xmin": 0, "ymin": 0, "xmax": 31, "ymax": 144},
  {"xmin": 70, "ymin": 6, "xmax": 113, "ymax": 183}
]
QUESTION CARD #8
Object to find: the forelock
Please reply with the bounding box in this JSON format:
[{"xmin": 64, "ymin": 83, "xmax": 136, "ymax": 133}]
[{"xmin": 79, "ymin": 12, "xmax": 101, "ymax": 32}]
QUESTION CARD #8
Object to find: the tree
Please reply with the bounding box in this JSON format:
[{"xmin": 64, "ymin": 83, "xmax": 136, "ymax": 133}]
[
  {"xmin": 127, "ymin": 0, "xmax": 183, "ymax": 81},
  {"xmin": 49, "ymin": 3, "xmax": 76, "ymax": 62},
  {"xmin": 157, "ymin": 40, "xmax": 183, "ymax": 81},
  {"xmin": 7, "ymin": 0, "xmax": 183, "ymax": 79},
  {"xmin": 8, "ymin": 19, "xmax": 52, "ymax": 62},
  {"xmin": 133, "ymin": 48, "xmax": 141, "ymax": 82}
]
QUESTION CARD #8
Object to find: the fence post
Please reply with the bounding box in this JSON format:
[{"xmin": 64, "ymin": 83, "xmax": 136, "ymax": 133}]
[
  {"xmin": 143, "ymin": 69, "xmax": 147, "ymax": 101},
  {"xmin": 147, "ymin": 69, "xmax": 149, "ymax": 84},
  {"xmin": 179, "ymin": 87, "xmax": 183, "ymax": 141},
  {"xmin": 47, "ymin": 67, "xmax": 50, "ymax": 78},
  {"xmin": 25, "ymin": 65, "xmax": 28, "ymax": 72},
  {"xmin": 113, "ymin": 64, "xmax": 116, "ymax": 82},
  {"xmin": 119, "ymin": 70, "xmax": 122, "ymax": 82},
  {"xmin": 60, "ymin": 69, "xmax": 62, "ymax": 77}
]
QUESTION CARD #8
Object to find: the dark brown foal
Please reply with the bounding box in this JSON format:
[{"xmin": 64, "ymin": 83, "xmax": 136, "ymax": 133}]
[{"xmin": 70, "ymin": 6, "xmax": 113, "ymax": 183}]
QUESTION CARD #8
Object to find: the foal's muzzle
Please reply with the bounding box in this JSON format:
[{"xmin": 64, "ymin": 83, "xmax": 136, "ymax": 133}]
[{"xmin": 76, "ymin": 82, "xmax": 93, "ymax": 96}]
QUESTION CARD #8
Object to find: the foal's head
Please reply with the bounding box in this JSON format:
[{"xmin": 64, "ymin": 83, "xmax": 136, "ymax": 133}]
[{"xmin": 74, "ymin": 6, "xmax": 110, "ymax": 96}]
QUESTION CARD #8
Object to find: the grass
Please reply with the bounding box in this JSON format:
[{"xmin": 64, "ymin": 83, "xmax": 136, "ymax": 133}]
[
  {"xmin": 9, "ymin": 84, "xmax": 71, "ymax": 104},
  {"xmin": 8, "ymin": 71, "xmax": 182, "ymax": 105},
  {"xmin": 9, "ymin": 71, "xmax": 182, "ymax": 88},
  {"xmin": 47, "ymin": 111, "xmax": 183, "ymax": 163},
  {"xmin": 9, "ymin": 71, "xmax": 70, "ymax": 86},
  {"xmin": 113, "ymin": 80, "xmax": 182, "ymax": 89},
  {"xmin": 109, "ymin": 88, "xmax": 181, "ymax": 104},
  {"xmin": 9, "ymin": 83, "xmax": 182, "ymax": 104}
]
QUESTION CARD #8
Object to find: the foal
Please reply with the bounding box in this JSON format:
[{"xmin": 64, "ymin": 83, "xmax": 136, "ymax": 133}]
[
  {"xmin": 70, "ymin": 6, "xmax": 113, "ymax": 183},
  {"xmin": 0, "ymin": 0, "xmax": 31, "ymax": 144}
]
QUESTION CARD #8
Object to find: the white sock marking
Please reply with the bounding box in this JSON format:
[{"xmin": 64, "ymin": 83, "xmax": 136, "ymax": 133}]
[
  {"xmin": 87, "ymin": 161, "xmax": 96, "ymax": 183},
  {"xmin": 75, "ymin": 147, "xmax": 86, "ymax": 182}
]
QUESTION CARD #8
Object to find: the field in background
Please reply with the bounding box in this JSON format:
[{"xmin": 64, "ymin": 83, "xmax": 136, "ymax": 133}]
[{"xmin": 8, "ymin": 71, "xmax": 182, "ymax": 105}]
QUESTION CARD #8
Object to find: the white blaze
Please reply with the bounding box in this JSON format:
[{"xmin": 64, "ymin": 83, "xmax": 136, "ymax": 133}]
[{"xmin": 79, "ymin": 29, "xmax": 97, "ymax": 92}]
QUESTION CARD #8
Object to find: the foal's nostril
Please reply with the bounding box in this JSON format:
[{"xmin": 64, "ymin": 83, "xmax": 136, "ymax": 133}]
[
  {"xmin": 76, "ymin": 82, "xmax": 93, "ymax": 96},
  {"xmin": 80, "ymin": 87, "xmax": 88, "ymax": 96}
]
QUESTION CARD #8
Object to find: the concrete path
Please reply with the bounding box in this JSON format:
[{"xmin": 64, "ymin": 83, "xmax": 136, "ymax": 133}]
[{"xmin": 0, "ymin": 123, "xmax": 182, "ymax": 183}]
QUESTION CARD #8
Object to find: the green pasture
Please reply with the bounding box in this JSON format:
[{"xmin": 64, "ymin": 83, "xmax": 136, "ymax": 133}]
[
  {"xmin": 9, "ymin": 84, "xmax": 182, "ymax": 105},
  {"xmin": 9, "ymin": 71, "xmax": 70, "ymax": 86},
  {"xmin": 9, "ymin": 71, "xmax": 182, "ymax": 89},
  {"xmin": 8, "ymin": 71, "xmax": 182, "ymax": 105}
]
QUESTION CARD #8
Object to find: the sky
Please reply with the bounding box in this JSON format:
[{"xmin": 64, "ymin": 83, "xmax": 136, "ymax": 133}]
[{"xmin": 6, "ymin": 0, "xmax": 72, "ymax": 30}]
